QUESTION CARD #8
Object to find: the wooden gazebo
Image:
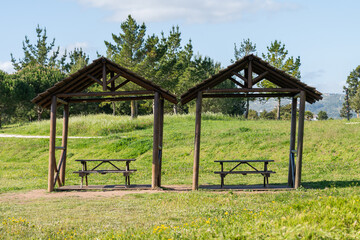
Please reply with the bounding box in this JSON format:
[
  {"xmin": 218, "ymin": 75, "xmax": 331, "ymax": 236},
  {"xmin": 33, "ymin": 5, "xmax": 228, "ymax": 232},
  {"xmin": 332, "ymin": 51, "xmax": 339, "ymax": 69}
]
[
  {"xmin": 32, "ymin": 57, "xmax": 177, "ymax": 192},
  {"xmin": 180, "ymin": 54, "xmax": 322, "ymax": 190}
]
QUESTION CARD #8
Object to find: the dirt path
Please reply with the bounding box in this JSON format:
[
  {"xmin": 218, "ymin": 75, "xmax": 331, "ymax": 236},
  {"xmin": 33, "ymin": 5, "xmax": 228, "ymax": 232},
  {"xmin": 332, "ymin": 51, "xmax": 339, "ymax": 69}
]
[
  {"xmin": 0, "ymin": 189, "xmax": 162, "ymax": 202},
  {"xmin": 0, "ymin": 134, "xmax": 102, "ymax": 139}
]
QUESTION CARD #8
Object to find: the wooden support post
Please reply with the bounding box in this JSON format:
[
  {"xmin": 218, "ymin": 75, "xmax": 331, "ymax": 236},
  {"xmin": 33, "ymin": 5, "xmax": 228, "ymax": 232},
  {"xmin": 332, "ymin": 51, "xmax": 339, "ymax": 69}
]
[
  {"xmin": 110, "ymin": 72, "xmax": 115, "ymax": 91},
  {"xmin": 288, "ymin": 97, "xmax": 297, "ymax": 186},
  {"xmin": 192, "ymin": 92, "xmax": 203, "ymax": 190},
  {"xmin": 158, "ymin": 98, "xmax": 164, "ymax": 186},
  {"xmin": 295, "ymin": 91, "xmax": 306, "ymax": 188},
  {"xmin": 247, "ymin": 59, "xmax": 253, "ymax": 88},
  {"xmin": 152, "ymin": 92, "xmax": 160, "ymax": 189},
  {"xmin": 59, "ymin": 104, "xmax": 69, "ymax": 185},
  {"xmin": 48, "ymin": 96, "xmax": 57, "ymax": 192},
  {"xmin": 102, "ymin": 62, "xmax": 107, "ymax": 91}
]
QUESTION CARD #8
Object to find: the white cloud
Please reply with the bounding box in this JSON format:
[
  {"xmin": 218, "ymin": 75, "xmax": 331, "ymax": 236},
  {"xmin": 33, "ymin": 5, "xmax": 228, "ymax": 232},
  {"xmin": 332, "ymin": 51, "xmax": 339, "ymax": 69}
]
[
  {"xmin": 66, "ymin": 42, "xmax": 89, "ymax": 50},
  {"xmin": 0, "ymin": 61, "xmax": 14, "ymax": 74},
  {"xmin": 76, "ymin": 0, "xmax": 299, "ymax": 23}
]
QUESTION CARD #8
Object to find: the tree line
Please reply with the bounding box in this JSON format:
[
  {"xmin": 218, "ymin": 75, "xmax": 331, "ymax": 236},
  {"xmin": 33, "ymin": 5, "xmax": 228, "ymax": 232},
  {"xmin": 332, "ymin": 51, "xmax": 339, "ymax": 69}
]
[{"xmin": 0, "ymin": 15, "xmax": 304, "ymax": 128}]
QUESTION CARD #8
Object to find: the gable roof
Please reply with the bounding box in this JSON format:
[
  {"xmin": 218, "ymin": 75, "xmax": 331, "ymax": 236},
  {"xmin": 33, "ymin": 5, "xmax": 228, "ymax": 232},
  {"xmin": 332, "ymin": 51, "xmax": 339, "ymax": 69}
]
[
  {"xmin": 181, "ymin": 54, "xmax": 322, "ymax": 104},
  {"xmin": 32, "ymin": 57, "xmax": 177, "ymax": 108}
]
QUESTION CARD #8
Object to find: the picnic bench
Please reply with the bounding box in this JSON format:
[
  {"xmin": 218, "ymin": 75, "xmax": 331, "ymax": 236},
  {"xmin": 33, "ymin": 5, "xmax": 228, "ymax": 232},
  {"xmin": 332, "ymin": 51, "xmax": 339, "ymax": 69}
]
[
  {"xmin": 214, "ymin": 160, "xmax": 275, "ymax": 188},
  {"xmin": 73, "ymin": 159, "xmax": 137, "ymax": 188}
]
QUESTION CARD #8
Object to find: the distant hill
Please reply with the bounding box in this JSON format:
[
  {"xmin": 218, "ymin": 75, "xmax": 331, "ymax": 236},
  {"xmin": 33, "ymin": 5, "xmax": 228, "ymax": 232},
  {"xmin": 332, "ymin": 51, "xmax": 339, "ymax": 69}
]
[{"xmin": 249, "ymin": 93, "xmax": 344, "ymax": 119}]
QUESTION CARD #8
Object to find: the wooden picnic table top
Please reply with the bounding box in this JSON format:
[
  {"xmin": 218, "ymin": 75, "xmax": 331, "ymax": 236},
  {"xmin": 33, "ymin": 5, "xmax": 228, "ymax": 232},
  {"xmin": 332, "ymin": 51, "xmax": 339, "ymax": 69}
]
[
  {"xmin": 75, "ymin": 159, "xmax": 136, "ymax": 162},
  {"xmin": 214, "ymin": 160, "xmax": 274, "ymax": 163}
]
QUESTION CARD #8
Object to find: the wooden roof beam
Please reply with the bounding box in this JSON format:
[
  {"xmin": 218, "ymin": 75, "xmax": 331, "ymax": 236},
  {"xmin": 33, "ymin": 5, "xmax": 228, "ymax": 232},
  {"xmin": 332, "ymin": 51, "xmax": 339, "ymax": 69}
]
[
  {"xmin": 228, "ymin": 77, "xmax": 245, "ymax": 88},
  {"xmin": 232, "ymin": 71, "xmax": 247, "ymax": 83},
  {"xmin": 114, "ymin": 80, "xmax": 130, "ymax": 91},
  {"xmin": 87, "ymin": 74, "xmax": 109, "ymax": 90},
  {"xmin": 202, "ymin": 93, "xmax": 294, "ymax": 98},
  {"xmin": 57, "ymin": 90, "xmax": 154, "ymax": 98},
  {"xmin": 106, "ymin": 72, "xmax": 121, "ymax": 85},
  {"xmin": 252, "ymin": 71, "xmax": 268, "ymax": 85},
  {"xmin": 68, "ymin": 95, "xmax": 154, "ymax": 103},
  {"xmin": 203, "ymin": 88, "xmax": 300, "ymax": 93},
  {"xmin": 56, "ymin": 98, "xmax": 68, "ymax": 105}
]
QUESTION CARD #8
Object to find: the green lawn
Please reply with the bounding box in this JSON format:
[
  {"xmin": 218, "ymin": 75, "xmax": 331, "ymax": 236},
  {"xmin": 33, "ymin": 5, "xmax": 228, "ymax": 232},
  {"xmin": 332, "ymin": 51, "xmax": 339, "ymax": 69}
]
[{"xmin": 1, "ymin": 114, "xmax": 360, "ymax": 239}]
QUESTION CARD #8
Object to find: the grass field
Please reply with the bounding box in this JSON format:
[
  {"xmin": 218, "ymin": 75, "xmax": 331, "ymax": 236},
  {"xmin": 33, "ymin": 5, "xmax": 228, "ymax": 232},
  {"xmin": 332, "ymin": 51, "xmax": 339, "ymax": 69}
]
[{"xmin": 1, "ymin": 114, "xmax": 360, "ymax": 239}]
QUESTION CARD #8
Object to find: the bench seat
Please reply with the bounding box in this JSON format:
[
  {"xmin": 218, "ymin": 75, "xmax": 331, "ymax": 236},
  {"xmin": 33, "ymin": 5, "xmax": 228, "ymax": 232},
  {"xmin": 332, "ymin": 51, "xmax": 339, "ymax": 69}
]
[{"xmin": 214, "ymin": 171, "xmax": 275, "ymax": 175}]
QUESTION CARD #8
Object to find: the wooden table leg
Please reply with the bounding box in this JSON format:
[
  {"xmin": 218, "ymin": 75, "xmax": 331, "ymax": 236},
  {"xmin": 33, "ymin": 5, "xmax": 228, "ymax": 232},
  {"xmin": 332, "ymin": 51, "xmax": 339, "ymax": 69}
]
[
  {"xmin": 84, "ymin": 162, "xmax": 88, "ymax": 186},
  {"xmin": 221, "ymin": 174, "xmax": 224, "ymax": 188},
  {"xmin": 264, "ymin": 162, "xmax": 268, "ymax": 187}
]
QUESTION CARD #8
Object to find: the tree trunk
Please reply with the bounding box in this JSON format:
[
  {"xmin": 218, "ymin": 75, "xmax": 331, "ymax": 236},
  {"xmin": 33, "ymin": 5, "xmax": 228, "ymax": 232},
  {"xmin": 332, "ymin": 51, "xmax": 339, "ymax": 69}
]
[
  {"xmin": 37, "ymin": 106, "xmax": 44, "ymax": 121},
  {"xmin": 245, "ymin": 98, "xmax": 250, "ymax": 119},
  {"xmin": 173, "ymin": 104, "xmax": 178, "ymax": 114},
  {"xmin": 131, "ymin": 100, "xmax": 138, "ymax": 119},
  {"xmin": 0, "ymin": 114, "xmax": 2, "ymax": 129},
  {"xmin": 357, "ymin": 112, "xmax": 359, "ymax": 118},
  {"xmin": 277, "ymin": 98, "xmax": 281, "ymax": 120},
  {"xmin": 112, "ymin": 102, "xmax": 116, "ymax": 116}
]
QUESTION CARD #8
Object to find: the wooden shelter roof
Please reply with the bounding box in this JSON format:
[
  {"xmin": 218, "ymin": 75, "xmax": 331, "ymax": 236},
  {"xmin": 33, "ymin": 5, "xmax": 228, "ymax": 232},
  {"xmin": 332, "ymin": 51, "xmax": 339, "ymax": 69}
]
[
  {"xmin": 181, "ymin": 54, "xmax": 322, "ymax": 104},
  {"xmin": 32, "ymin": 57, "xmax": 177, "ymax": 108}
]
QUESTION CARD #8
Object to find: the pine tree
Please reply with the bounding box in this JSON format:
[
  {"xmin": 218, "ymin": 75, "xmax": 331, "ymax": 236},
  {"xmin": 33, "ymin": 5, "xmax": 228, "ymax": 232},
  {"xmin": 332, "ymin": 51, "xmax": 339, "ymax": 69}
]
[
  {"xmin": 11, "ymin": 25, "xmax": 66, "ymax": 71},
  {"xmin": 260, "ymin": 40, "xmax": 301, "ymax": 120},
  {"xmin": 105, "ymin": 15, "xmax": 147, "ymax": 118},
  {"xmin": 231, "ymin": 38, "xmax": 257, "ymax": 119}
]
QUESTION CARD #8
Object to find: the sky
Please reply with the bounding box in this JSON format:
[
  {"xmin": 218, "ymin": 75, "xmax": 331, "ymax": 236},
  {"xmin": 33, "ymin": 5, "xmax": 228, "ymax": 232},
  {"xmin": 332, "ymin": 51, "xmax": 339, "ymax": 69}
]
[{"xmin": 0, "ymin": 0, "xmax": 359, "ymax": 94}]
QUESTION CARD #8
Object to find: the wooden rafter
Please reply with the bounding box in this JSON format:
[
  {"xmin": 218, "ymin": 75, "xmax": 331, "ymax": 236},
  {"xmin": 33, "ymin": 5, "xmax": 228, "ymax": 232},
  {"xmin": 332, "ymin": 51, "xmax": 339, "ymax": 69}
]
[
  {"xmin": 232, "ymin": 71, "xmax": 247, "ymax": 83},
  {"xmin": 228, "ymin": 77, "xmax": 245, "ymax": 88},
  {"xmin": 252, "ymin": 71, "xmax": 268, "ymax": 85},
  {"xmin": 87, "ymin": 74, "xmax": 105, "ymax": 87},
  {"xmin": 107, "ymin": 72, "xmax": 121, "ymax": 85},
  {"xmin": 114, "ymin": 80, "xmax": 130, "ymax": 91}
]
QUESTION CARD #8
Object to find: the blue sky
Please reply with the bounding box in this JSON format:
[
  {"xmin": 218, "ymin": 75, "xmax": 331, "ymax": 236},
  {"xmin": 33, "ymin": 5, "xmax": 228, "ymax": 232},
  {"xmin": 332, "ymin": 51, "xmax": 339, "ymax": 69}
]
[{"xmin": 1, "ymin": 0, "xmax": 359, "ymax": 93}]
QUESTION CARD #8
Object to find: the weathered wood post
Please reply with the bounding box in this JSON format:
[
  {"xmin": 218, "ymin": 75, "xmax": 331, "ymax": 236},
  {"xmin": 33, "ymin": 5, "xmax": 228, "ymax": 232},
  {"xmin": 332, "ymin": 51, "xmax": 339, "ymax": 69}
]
[
  {"xmin": 295, "ymin": 91, "xmax": 306, "ymax": 188},
  {"xmin": 288, "ymin": 97, "xmax": 297, "ymax": 186},
  {"xmin": 158, "ymin": 98, "xmax": 164, "ymax": 186},
  {"xmin": 59, "ymin": 104, "xmax": 69, "ymax": 185},
  {"xmin": 192, "ymin": 92, "xmax": 203, "ymax": 190},
  {"xmin": 152, "ymin": 92, "xmax": 160, "ymax": 188},
  {"xmin": 48, "ymin": 96, "xmax": 57, "ymax": 192}
]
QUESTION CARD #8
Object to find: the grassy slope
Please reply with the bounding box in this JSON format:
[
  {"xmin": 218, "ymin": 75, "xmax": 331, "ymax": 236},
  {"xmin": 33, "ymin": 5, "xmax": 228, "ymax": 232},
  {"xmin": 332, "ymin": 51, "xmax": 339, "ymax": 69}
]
[{"xmin": 1, "ymin": 114, "xmax": 360, "ymax": 239}]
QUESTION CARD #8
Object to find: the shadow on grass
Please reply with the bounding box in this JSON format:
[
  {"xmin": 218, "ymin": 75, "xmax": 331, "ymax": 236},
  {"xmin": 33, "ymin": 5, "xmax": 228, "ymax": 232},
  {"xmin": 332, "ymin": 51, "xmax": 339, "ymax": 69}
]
[{"xmin": 303, "ymin": 180, "xmax": 360, "ymax": 189}]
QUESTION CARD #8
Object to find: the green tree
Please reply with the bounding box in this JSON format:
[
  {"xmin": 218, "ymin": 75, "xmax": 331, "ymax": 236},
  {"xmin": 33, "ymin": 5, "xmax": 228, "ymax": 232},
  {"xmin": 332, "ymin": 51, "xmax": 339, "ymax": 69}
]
[
  {"xmin": 105, "ymin": 15, "xmax": 148, "ymax": 118},
  {"xmin": 317, "ymin": 110, "xmax": 328, "ymax": 120},
  {"xmin": 232, "ymin": 38, "xmax": 257, "ymax": 62},
  {"xmin": 11, "ymin": 25, "xmax": 66, "ymax": 71},
  {"xmin": 248, "ymin": 109, "xmax": 259, "ymax": 120},
  {"xmin": 259, "ymin": 110, "xmax": 276, "ymax": 120},
  {"xmin": 65, "ymin": 48, "xmax": 90, "ymax": 74},
  {"xmin": 350, "ymin": 86, "xmax": 360, "ymax": 118},
  {"xmin": 260, "ymin": 40, "xmax": 301, "ymax": 120},
  {"xmin": 305, "ymin": 111, "xmax": 314, "ymax": 120},
  {"xmin": 0, "ymin": 71, "xmax": 11, "ymax": 128},
  {"xmin": 341, "ymin": 66, "xmax": 360, "ymax": 118},
  {"xmin": 9, "ymin": 65, "xmax": 65, "ymax": 121},
  {"xmin": 232, "ymin": 38, "xmax": 257, "ymax": 119},
  {"xmin": 155, "ymin": 27, "xmax": 193, "ymax": 113}
]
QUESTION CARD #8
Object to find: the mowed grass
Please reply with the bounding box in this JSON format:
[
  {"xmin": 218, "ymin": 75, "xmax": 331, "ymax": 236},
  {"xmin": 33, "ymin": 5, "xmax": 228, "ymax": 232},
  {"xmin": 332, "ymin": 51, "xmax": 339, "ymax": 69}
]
[{"xmin": 1, "ymin": 114, "xmax": 360, "ymax": 239}]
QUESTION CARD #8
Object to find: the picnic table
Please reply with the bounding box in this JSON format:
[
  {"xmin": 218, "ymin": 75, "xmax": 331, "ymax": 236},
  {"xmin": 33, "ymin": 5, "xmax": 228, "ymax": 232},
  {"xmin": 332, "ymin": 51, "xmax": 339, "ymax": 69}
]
[
  {"xmin": 73, "ymin": 159, "xmax": 137, "ymax": 188},
  {"xmin": 214, "ymin": 160, "xmax": 275, "ymax": 188}
]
